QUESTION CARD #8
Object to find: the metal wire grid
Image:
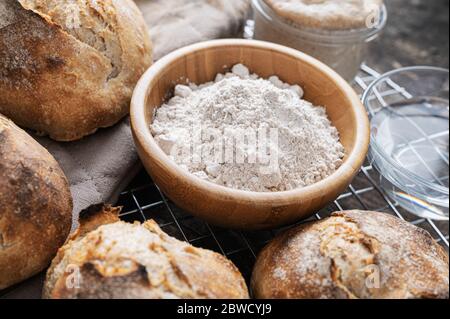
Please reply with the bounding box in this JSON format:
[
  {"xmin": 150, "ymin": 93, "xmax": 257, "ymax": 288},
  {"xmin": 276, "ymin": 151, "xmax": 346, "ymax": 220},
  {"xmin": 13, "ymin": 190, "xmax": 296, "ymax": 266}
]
[
  {"xmin": 116, "ymin": 64, "xmax": 449, "ymax": 283},
  {"xmin": 361, "ymin": 67, "xmax": 449, "ymax": 188}
]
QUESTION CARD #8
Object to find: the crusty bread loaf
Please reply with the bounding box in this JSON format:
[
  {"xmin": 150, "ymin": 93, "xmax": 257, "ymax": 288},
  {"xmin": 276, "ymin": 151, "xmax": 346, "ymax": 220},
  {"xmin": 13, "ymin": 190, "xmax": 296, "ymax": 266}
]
[
  {"xmin": 0, "ymin": 114, "xmax": 73, "ymax": 290},
  {"xmin": 43, "ymin": 204, "xmax": 249, "ymax": 299},
  {"xmin": 0, "ymin": 0, "xmax": 152, "ymax": 141},
  {"xmin": 252, "ymin": 210, "xmax": 449, "ymax": 299}
]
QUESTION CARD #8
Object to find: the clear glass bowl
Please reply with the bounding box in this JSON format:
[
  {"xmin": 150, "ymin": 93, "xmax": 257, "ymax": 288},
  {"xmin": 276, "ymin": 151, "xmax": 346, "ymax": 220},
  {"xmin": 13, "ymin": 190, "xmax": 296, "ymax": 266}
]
[
  {"xmin": 363, "ymin": 67, "xmax": 449, "ymax": 221},
  {"xmin": 252, "ymin": 0, "xmax": 387, "ymax": 82}
]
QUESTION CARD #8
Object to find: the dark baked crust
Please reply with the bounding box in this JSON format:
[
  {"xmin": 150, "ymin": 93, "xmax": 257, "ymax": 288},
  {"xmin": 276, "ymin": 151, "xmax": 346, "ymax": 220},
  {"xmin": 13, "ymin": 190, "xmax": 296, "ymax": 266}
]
[
  {"xmin": 76, "ymin": 204, "xmax": 122, "ymax": 237},
  {"xmin": 44, "ymin": 205, "xmax": 249, "ymax": 299},
  {"xmin": 0, "ymin": 0, "xmax": 153, "ymax": 141},
  {"xmin": 0, "ymin": 114, "xmax": 73, "ymax": 289},
  {"xmin": 51, "ymin": 262, "xmax": 158, "ymax": 299},
  {"xmin": 251, "ymin": 210, "xmax": 449, "ymax": 299}
]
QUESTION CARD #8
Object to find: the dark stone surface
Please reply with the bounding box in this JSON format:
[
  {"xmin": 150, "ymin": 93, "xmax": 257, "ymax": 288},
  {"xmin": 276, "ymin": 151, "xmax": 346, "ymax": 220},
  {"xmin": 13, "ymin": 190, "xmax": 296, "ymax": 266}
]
[{"xmin": 367, "ymin": 0, "xmax": 449, "ymax": 72}]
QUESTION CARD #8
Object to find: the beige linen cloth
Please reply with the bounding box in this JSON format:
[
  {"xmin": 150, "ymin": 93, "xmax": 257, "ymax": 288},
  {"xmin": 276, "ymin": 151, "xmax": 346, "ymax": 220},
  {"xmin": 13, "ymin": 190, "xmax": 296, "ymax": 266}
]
[
  {"xmin": 45, "ymin": 0, "xmax": 250, "ymax": 221},
  {"xmin": 2, "ymin": 0, "xmax": 250, "ymax": 299}
]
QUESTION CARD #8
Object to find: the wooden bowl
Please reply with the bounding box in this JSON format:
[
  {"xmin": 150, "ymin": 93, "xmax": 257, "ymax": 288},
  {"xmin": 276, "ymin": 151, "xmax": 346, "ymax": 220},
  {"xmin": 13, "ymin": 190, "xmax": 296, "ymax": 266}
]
[{"xmin": 131, "ymin": 39, "xmax": 369, "ymax": 230}]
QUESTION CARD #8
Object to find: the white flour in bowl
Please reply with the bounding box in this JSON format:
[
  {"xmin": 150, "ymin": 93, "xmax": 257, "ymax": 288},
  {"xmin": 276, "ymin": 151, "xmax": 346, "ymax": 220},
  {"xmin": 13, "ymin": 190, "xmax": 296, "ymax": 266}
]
[{"xmin": 151, "ymin": 64, "xmax": 345, "ymax": 192}]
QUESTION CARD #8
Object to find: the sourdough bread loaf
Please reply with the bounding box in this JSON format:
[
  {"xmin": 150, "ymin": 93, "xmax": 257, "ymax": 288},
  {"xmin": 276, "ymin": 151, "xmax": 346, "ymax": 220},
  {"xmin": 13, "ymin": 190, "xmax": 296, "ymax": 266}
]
[
  {"xmin": 251, "ymin": 210, "xmax": 449, "ymax": 299},
  {"xmin": 43, "ymin": 205, "xmax": 249, "ymax": 299},
  {"xmin": 0, "ymin": 114, "xmax": 73, "ymax": 290},
  {"xmin": 0, "ymin": 0, "xmax": 153, "ymax": 141}
]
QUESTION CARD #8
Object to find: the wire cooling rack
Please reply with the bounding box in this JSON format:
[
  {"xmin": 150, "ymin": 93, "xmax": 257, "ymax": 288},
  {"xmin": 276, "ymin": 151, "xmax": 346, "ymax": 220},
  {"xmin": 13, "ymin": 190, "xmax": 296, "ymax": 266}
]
[{"xmin": 116, "ymin": 64, "xmax": 449, "ymax": 284}]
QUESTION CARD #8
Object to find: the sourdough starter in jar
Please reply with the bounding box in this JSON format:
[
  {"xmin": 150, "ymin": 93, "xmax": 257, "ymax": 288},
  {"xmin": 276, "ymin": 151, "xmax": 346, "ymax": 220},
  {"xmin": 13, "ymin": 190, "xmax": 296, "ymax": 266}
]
[{"xmin": 253, "ymin": 0, "xmax": 387, "ymax": 81}]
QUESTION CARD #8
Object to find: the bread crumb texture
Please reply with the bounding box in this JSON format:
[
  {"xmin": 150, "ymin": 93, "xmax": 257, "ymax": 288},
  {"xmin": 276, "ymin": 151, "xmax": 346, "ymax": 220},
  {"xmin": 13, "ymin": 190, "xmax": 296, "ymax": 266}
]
[
  {"xmin": 251, "ymin": 211, "xmax": 449, "ymax": 299},
  {"xmin": 44, "ymin": 207, "xmax": 249, "ymax": 299}
]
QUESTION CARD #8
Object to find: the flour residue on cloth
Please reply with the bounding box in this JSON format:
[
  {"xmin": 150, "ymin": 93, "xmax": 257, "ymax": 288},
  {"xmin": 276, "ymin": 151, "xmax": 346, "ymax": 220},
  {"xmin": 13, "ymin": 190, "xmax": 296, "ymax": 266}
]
[{"xmin": 151, "ymin": 64, "xmax": 345, "ymax": 192}]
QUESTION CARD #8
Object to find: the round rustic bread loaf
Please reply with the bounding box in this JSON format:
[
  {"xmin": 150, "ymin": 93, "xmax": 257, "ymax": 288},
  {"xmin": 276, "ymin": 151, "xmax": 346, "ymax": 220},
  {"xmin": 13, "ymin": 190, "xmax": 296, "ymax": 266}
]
[
  {"xmin": 251, "ymin": 210, "xmax": 449, "ymax": 299},
  {"xmin": 0, "ymin": 114, "xmax": 73, "ymax": 290},
  {"xmin": 0, "ymin": 0, "xmax": 153, "ymax": 141},
  {"xmin": 43, "ymin": 205, "xmax": 249, "ymax": 299}
]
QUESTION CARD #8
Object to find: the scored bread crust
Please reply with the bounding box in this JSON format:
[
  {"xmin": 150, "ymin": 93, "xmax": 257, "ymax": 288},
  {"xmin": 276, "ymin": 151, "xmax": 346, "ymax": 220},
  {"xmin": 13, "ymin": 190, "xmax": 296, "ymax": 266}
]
[
  {"xmin": 251, "ymin": 210, "xmax": 449, "ymax": 299},
  {"xmin": 0, "ymin": 0, "xmax": 153, "ymax": 141},
  {"xmin": 0, "ymin": 114, "xmax": 73, "ymax": 290},
  {"xmin": 43, "ymin": 204, "xmax": 250, "ymax": 299}
]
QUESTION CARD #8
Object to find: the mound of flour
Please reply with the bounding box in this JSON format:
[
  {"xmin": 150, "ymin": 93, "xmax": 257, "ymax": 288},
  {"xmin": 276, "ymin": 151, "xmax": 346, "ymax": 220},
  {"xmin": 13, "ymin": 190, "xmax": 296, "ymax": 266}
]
[{"xmin": 151, "ymin": 64, "xmax": 345, "ymax": 192}]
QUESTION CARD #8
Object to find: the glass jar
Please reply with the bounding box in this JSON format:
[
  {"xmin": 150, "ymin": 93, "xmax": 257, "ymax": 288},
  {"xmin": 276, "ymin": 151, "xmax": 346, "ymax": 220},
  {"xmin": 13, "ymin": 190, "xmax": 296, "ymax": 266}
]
[{"xmin": 252, "ymin": 0, "xmax": 387, "ymax": 82}]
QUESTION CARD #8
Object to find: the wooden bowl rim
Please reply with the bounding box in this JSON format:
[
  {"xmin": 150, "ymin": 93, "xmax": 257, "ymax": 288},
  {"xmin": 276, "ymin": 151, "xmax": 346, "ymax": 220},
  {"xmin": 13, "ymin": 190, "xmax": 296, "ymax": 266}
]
[{"xmin": 131, "ymin": 39, "xmax": 369, "ymax": 203}]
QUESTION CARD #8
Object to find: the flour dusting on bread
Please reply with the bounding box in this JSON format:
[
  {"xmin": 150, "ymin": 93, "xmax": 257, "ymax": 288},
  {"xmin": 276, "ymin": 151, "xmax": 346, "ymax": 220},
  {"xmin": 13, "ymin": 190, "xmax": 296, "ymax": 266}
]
[
  {"xmin": 252, "ymin": 210, "xmax": 449, "ymax": 299},
  {"xmin": 44, "ymin": 205, "xmax": 249, "ymax": 299},
  {"xmin": 19, "ymin": 0, "xmax": 123, "ymax": 79}
]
